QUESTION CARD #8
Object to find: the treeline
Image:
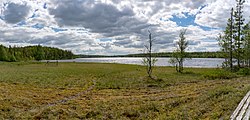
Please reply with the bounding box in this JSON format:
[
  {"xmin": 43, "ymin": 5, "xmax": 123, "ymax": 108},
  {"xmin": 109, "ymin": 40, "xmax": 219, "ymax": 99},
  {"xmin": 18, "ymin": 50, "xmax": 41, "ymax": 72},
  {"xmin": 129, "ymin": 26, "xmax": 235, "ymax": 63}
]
[
  {"xmin": 76, "ymin": 54, "xmax": 111, "ymax": 58},
  {"xmin": 126, "ymin": 52, "xmax": 224, "ymax": 58},
  {"xmin": 76, "ymin": 52, "xmax": 224, "ymax": 58},
  {"xmin": 0, "ymin": 45, "xmax": 74, "ymax": 62}
]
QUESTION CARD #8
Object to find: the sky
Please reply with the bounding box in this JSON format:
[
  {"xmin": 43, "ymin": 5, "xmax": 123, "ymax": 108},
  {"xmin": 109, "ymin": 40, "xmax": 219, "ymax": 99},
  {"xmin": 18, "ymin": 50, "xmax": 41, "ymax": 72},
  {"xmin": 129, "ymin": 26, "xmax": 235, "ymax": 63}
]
[{"xmin": 0, "ymin": 0, "xmax": 250, "ymax": 55}]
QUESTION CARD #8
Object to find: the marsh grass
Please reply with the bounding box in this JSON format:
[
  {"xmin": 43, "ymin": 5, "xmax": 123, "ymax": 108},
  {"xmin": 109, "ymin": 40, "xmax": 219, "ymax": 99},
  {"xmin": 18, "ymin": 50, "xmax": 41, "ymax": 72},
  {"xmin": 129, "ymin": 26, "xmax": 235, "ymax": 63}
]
[{"xmin": 0, "ymin": 62, "xmax": 249, "ymax": 119}]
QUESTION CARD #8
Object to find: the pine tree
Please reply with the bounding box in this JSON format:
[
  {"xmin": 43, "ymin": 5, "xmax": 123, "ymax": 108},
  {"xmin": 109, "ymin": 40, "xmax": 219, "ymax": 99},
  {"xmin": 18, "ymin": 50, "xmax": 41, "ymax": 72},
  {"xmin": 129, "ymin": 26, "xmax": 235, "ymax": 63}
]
[
  {"xmin": 229, "ymin": 8, "xmax": 234, "ymax": 70},
  {"xmin": 243, "ymin": 23, "xmax": 250, "ymax": 67},
  {"xmin": 219, "ymin": 8, "xmax": 234, "ymax": 71},
  {"xmin": 234, "ymin": 0, "xmax": 245, "ymax": 68}
]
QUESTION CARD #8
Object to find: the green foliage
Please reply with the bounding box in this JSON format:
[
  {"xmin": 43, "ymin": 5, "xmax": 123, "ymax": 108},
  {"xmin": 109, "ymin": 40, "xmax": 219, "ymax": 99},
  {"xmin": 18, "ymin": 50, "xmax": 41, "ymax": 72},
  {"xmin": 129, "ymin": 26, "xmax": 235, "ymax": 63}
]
[
  {"xmin": 243, "ymin": 23, "xmax": 250, "ymax": 67},
  {"xmin": 35, "ymin": 45, "xmax": 45, "ymax": 61},
  {"xmin": 0, "ymin": 45, "xmax": 8, "ymax": 61},
  {"xmin": 218, "ymin": 8, "xmax": 234, "ymax": 71},
  {"xmin": 219, "ymin": 0, "xmax": 250, "ymax": 70},
  {"xmin": 237, "ymin": 68, "xmax": 250, "ymax": 75},
  {"xmin": 203, "ymin": 70, "xmax": 237, "ymax": 80},
  {"xmin": 8, "ymin": 54, "xmax": 17, "ymax": 62},
  {"xmin": 233, "ymin": 0, "xmax": 245, "ymax": 68},
  {"xmin": 169, "ymin": 29, "xmax": 189, "ymax": 73},
  {"xmin": 0, "ymin": 44, "xmax": 74, "ymax": 62}
]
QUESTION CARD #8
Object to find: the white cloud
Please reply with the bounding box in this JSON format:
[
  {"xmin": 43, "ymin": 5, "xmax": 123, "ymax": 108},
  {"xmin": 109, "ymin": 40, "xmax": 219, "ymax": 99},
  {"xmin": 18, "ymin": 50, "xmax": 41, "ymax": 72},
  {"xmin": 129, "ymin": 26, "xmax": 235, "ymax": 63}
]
[
  {"xmin": 2, "ymin": 2, "xmax": 31, "ymax": 24},
  {"xmin": 0, "ymin": 0, "xmax": 249, "ymax": 55},
  {"xmin": 195, "ymin": 0, "xmax": 250, "ymax": 28}
]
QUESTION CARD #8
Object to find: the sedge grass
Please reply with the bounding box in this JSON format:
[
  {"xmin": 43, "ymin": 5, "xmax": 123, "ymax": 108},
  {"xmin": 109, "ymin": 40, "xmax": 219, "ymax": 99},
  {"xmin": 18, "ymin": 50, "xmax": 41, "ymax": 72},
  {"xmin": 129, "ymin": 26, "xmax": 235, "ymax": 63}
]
[{"xmin": 0, "ymin": 62, "xmax": 249, "ymax": 119}]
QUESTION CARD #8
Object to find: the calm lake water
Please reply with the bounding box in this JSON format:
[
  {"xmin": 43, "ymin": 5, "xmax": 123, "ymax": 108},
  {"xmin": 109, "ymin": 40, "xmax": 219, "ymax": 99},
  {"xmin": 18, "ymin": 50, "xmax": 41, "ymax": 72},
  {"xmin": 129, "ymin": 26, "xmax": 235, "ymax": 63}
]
[{"xmin": 46, "ymin": 57, "xmax": 224, "ymax": 68}]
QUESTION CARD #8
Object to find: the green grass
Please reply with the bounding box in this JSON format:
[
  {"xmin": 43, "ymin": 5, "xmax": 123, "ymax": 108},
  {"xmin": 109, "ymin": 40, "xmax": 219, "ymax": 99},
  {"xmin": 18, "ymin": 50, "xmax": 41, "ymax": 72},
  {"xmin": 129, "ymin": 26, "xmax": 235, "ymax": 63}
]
[{"xmin": 0, "ymin": 62, "xmax": 249, "ymax": 119}]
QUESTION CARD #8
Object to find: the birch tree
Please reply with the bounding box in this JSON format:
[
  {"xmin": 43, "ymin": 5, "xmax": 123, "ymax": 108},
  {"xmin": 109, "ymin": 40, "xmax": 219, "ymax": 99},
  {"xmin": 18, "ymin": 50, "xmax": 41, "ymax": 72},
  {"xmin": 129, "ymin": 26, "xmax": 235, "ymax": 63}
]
[{"xmin": 169, "ymin": 29, "xmax": 189, "ymax": 73}]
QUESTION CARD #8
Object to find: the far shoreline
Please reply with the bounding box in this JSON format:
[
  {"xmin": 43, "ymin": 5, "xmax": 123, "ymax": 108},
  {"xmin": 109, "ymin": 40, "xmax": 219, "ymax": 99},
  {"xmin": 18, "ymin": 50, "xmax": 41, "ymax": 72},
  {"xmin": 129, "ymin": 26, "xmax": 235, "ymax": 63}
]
[
  {"xmin": 75, "ymin": 51, "xmax": 225, "ymax": 59},
  {"xmin": 42, "ymin": 57, "xmax": 224, "ymax": 68}
]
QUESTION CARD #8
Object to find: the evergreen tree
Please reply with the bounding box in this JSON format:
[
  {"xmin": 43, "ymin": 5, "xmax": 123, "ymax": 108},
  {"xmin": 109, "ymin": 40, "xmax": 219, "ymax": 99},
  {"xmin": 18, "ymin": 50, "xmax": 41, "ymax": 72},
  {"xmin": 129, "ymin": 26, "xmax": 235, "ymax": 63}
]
[
  {"xmin": 219, "ymin": 8, "xmax": 234, "ymax": 71},
  {"xmin": 243, "ymin": 23, "xmax": 250, "ymax": 67},
  {"xmin": 0, "ymin": 45, "xmax": 8, "ymax": 61},
  {"xmin": 218, "ymin": 34, "xmax": 229, "ymax": 68},
  {"xmin": 233, "ymin": 0, "xmax": 245, "ymax": 68}
]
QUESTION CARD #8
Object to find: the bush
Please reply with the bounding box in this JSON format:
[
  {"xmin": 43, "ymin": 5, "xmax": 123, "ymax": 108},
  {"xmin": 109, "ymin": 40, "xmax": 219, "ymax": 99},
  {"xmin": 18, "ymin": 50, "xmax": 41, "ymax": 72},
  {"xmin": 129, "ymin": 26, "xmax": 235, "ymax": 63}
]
[{"xmin": 237, "ymin": 68, "xmax": 250, "ymax": 76}]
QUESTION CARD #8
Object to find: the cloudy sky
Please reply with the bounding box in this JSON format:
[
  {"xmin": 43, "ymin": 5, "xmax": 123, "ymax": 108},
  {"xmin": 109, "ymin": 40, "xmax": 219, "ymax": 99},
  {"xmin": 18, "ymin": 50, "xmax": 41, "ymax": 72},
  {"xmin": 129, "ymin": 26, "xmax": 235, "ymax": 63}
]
[{"xmin": 0, "ymin": 0, "xmax": 250, "ymax": 55}]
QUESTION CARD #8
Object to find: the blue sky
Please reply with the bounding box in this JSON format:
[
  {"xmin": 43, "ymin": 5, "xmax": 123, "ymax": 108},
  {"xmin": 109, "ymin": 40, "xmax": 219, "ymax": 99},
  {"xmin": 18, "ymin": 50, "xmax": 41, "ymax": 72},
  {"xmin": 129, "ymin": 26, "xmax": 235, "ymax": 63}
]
[
  {"xmin": 170, "ymin": 13, "xmax": 196, "ymax": 27},
  {"xmin": 0, "ymin": 0, "xmax": 250, "ymax": 55},
  {"xmin": 170, "ymin": 12, "xmax": 210, "ymax": 31}
]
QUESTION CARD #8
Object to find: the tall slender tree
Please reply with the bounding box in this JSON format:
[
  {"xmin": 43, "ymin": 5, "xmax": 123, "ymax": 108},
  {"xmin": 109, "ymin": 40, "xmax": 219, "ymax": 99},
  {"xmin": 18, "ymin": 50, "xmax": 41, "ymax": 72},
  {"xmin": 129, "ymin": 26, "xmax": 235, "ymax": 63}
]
[
  {"xmin": 229, "ymin": 8, "xmax": 234, "ymax": 70},
  {"xmin": 169, "ymin": 29, "xmax": 189, "ymax": 73},
  {"xmin": 243, "ymin": 23, "xmax": 250, "ymax": 67},
  {"xmin": 234, "ymin": 0, "xmax": 245, "ymax": 68},
  {"xmin": 219, "ymin": 8, "xmax": 234, "ymax": 71},
  {"xmin": 143, "ymin": 30, "xmax": 157, "ymax": 78}
]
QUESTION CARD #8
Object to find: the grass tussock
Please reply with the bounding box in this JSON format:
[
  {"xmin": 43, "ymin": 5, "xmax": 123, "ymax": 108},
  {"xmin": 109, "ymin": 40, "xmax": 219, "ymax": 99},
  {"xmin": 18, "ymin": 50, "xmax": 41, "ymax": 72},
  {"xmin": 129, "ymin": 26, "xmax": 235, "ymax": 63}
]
[{"xmin": 0, "ymin": 62, "xmax": 249, "ymax": 119}]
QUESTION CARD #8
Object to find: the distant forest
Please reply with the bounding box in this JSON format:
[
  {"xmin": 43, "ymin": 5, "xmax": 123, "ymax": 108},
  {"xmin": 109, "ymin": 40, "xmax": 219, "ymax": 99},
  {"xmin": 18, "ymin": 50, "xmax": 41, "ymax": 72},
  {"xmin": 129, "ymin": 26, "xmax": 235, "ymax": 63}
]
[
  {"xmin": 0, "ymin": 44, "xmax": 224, "ymax": 62},
  {"xmin": 0, "ymin": 45, "xmax": 74, "ymax": 62},
  {"xmin": 77, "ymin": 52, "xmax": 224, "ymax": 58}
]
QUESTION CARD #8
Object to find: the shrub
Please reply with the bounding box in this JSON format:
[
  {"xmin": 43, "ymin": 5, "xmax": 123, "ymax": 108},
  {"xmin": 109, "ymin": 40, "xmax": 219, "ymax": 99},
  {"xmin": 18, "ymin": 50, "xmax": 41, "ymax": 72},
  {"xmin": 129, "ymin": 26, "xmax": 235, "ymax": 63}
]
[{"xmin": 237, "ymin": 68, "xmax": 250, "ymax": 76}]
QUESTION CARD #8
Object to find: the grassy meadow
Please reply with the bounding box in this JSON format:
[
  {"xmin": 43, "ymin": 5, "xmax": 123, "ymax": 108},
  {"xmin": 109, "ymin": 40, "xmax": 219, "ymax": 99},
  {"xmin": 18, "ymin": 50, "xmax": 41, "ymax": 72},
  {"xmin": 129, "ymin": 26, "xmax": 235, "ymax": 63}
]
[{"xmin": 0, "ymin": 62, "xmax": 250, "ymax": 119}]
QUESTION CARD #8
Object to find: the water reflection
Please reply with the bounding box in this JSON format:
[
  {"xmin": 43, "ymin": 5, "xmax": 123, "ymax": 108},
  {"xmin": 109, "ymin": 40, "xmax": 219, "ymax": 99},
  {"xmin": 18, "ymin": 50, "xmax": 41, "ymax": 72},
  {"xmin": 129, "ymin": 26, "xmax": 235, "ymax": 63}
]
[{"xmin": 45, "ymin": 57, "xmax": 224, "ymax": 68}]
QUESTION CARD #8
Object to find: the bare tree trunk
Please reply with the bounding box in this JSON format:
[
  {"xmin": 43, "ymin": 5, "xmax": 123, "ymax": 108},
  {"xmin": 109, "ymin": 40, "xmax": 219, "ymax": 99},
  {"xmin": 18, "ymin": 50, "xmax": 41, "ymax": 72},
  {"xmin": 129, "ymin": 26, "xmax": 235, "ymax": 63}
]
[
  {"xmin": 149, "ymin": 31, "xmax": 152, "ymax": 77},
  {"xmin": 175, "ymin": 64, "xmax": 178, "ymax": 72},
  {"xmin": 180, "ymin": 58, "xmax": 183, "ymax": 73},
  {"xmin": 144, "ymin": 30, "xmax": 154, "ymax": 78},
  {"xmin": 248, "ymin": 59, "xmax": 250, "ymax": 68}
]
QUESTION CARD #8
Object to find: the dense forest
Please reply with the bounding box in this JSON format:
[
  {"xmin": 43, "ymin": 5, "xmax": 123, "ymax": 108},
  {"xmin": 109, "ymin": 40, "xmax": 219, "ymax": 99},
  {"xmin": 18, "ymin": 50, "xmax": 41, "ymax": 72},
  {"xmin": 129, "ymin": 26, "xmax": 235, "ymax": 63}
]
[{"xmin": 0, "ymin": 45, "xmax": 74, "ymax": 62}]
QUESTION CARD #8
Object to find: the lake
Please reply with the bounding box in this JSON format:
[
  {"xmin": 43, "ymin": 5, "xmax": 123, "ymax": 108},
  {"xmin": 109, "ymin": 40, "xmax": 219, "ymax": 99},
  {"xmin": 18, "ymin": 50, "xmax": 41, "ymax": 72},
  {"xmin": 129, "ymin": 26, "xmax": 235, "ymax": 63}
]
[{"xmin": 45, "ymin": 57, "xmax": 225, "ymax": 68}]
